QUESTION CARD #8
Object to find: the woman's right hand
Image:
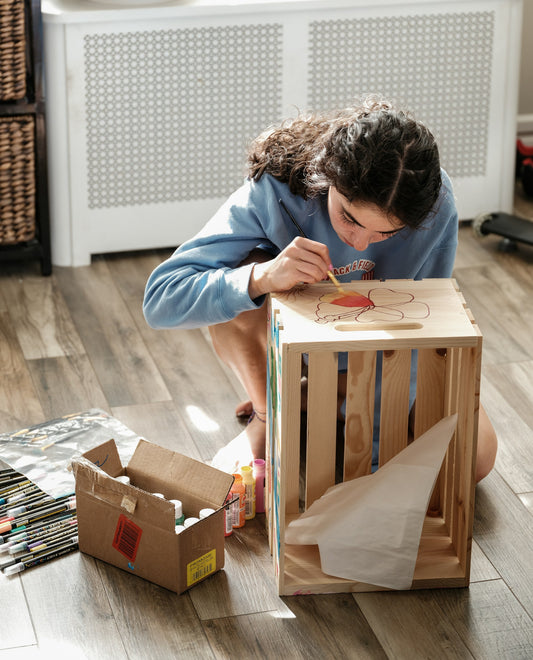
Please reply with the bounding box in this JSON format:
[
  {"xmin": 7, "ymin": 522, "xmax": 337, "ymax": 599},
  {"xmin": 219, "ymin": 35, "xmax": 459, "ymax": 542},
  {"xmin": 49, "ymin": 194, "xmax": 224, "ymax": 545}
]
[{"xmin": 248, "ymin": 236, "xmax": 331, "ymax": 299}]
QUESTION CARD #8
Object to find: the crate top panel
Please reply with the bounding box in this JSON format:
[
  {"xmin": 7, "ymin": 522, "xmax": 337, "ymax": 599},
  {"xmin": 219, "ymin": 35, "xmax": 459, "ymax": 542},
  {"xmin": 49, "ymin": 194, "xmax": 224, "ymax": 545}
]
[{"xmin": 269, "ymin": 278, "xmax": 480, "ymax": 351}]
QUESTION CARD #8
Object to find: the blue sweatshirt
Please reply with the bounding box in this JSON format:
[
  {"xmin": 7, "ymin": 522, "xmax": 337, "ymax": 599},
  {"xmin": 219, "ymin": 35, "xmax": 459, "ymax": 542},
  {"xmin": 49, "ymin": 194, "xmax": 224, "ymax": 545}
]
[{"xmin": 143, "ymin": 171, "xmax": 458, "ymax": 330}]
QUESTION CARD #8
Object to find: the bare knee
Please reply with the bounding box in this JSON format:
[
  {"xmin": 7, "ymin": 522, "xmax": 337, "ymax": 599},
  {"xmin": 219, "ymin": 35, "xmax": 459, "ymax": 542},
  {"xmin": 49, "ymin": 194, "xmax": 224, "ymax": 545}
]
[{"xmin": 208, "ymin": 303, "xmax": 268, "ymax": 355}]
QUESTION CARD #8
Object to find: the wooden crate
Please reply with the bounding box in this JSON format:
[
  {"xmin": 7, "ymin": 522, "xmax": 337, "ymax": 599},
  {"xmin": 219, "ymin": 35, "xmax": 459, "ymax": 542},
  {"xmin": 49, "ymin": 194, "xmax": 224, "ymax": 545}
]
[{"xmin": 266, "ymin": 278, "xmax": 481, "ymax": 595}]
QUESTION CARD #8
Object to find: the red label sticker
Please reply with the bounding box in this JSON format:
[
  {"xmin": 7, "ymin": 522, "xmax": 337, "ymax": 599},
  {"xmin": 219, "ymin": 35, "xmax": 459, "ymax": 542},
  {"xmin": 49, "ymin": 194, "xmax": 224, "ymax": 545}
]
[{"xmin": 112, "ymin": 514, "xmax": 142, "ymax": 561}]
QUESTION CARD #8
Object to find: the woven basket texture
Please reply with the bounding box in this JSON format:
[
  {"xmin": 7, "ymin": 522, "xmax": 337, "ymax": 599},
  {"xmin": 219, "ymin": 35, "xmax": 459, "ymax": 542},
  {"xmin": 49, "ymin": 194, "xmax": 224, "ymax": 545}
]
[
  {"xmin": 0, "ymin": 0, "xmax": 26, "ymax": 101},
  {"xmin": 0, "ymin": 115, "xmax": 36, "ymax": 245}
]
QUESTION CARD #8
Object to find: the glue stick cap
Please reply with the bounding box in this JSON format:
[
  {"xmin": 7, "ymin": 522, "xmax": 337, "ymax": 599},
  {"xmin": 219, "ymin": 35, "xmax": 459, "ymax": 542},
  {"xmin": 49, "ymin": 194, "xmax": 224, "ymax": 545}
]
[
  {"xmin": 199, "ymin": 508, "xmax": 215, "ymax": 519},
  {"xmin": 170, "ymin": 499, "xmax": 183, "ymax": 516}
]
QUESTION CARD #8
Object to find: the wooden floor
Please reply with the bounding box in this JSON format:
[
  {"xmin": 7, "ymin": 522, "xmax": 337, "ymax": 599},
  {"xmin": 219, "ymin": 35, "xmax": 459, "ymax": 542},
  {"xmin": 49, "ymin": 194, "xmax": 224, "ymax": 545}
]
[{"xmin": 1, "ymin": 188, "xmax": 533, "ymax": 659}]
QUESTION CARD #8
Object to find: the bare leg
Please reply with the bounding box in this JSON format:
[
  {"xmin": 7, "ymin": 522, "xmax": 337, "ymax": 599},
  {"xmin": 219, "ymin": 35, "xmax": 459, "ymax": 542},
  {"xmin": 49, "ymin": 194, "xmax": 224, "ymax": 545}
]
[
  {"xmin": 208, "ymin": 303, "xmax": 268, "ymax": 472},
  {"xmin": 409, "ymin": 402, "xmax": 497, "ymax": 484},
  {"xmin": 475, "ymin": 404, "xmax": 498, "ymax": 482},
  {"xmin": 207, "ymin": 250, "xmax": 271, "ymax": 472}
]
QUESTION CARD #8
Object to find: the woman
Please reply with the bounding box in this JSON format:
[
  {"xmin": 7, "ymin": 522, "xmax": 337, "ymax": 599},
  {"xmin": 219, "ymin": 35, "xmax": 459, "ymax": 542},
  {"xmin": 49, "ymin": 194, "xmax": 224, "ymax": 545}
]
[{"xmin": 143, "ymin": 96, "xmax": 497, "ymax": 481}]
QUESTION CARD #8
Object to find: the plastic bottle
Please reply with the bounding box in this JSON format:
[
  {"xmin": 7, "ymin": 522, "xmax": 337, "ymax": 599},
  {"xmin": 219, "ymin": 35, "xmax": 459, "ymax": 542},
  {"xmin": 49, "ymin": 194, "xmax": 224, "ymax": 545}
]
[
  {"xmin": 223, "ymin": 494, "xmax": 233, "ymax": 537},
  {"xmin": 170, "ymin": 499, "xmax": 185, "ymax": 526},
  {"xmin": 183, "ymin": 517, "xmax": 199, "ymax": 528},
  {"xmin": 115, "ymin": 475, "xmax": 130, "ymax": 485},
  {"xmin": 230, "ymin": 474, "xmax": 245, "ymax": 528},
  {"xmin": 240, "ymin": 466, "xmax": 255, "ymax": 520},
  {"xmin": 253, "ymin": 459, "xmax": 266, "ymax": 514}
]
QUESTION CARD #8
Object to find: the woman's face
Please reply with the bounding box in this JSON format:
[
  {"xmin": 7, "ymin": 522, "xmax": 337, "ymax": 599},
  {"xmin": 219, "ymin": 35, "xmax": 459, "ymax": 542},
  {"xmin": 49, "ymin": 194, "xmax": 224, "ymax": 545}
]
[{"xmin": 328, "ymin": 187, "xmax": 404, "ymax": 251}]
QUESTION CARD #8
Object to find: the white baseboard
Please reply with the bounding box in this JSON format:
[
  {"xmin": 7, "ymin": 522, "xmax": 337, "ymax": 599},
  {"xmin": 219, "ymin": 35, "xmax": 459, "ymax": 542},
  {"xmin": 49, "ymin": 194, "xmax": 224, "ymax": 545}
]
[{"xmin": 517, "ymin": 114, "xmax": 533, "ymax": 135}]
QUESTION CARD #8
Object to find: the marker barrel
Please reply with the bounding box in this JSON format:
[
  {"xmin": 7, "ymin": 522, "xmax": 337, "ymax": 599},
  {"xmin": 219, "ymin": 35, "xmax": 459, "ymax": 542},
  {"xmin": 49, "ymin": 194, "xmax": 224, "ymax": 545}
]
[
  {"xmin": 2, "ymin": 497, "xmax": 76, "ymax": 532},
  {"xmin": 0, "ymin": 533, "xmax": 79, "ymax": 569},
  {"xmin": 3, "ymin": 537, "xmax": 79, "ymax": 576}
]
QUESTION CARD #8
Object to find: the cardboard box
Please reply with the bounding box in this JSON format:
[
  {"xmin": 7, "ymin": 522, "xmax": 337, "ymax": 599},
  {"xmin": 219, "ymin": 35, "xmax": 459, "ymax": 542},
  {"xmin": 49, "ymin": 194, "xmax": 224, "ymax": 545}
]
[{"xmin": 72, "ymin": 438, "xmax": 234, "ymax": 594}]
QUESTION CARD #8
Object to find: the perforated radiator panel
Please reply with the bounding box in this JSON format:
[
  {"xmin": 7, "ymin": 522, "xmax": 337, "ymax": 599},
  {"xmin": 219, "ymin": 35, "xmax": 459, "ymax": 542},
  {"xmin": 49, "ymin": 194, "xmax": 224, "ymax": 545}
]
[
  {"xmin": 43, "ymin": 0, "xmax": 522, "ymax": 265},
  {"xmin": 308, "ymin": 11, "xmax": 495, "ymax": 179},
  {"xmin": 84, "ymin": 24, "xmax": 283, "ymax": 209}
]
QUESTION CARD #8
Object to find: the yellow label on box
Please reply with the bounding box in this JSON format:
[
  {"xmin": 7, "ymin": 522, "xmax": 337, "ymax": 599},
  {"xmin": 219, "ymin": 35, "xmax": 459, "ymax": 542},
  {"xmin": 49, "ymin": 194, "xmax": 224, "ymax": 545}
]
[{"xmin": 186, "ymin": 549, "xmax": 216, "ymax": 587}]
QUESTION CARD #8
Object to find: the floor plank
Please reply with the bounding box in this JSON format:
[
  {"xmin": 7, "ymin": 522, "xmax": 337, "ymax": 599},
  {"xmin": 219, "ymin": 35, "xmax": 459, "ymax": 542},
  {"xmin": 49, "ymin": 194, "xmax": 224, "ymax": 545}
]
[
  {"xmin": 518, "ymin": 492, "xmax": 533, "ymax": 511},
  {"xmin": 354, "ymin": 589, "xmax": 475, "ymax": 659},
  {"xmin": 54, "ymin": 262, "xmax": 171, "ymax": 408},
  {"xmin": 473, "ymin": 471, "xmax": 533, "ymax": 614},
  {"xmin": 478, "ymin": 371, "xmax": 533, "ymax": 495},
  {"xmin": 0, "ymin": 573, "xmax": 36, "ymax": 650},
  {"xmin": 469, "ymin": 540, "xmax": 500, "ymax": 584},
  {"xmin": 0, "ymin": 312, "xmax": 44, "ymax": 432},
  {"xmin": 202, "ymin": 595, "xmax": 387, "ymax": 660},
  {"xmin": 107, "ymin": 250, "xmax": 248, "ymax": 460},
  {"xmin": 26, "ymin": 356, "xmax": 109, "ymax": 420},
  {"xmin": 0, "ymin": 271, "xmax": 85, "ymax": 360},
  {"xmin": 124, "ymin": 318, "xmax": 246, "ymax": 462},
  {"xmin": 104, "ymin": 249, "xmax": 173, "ymax": 304},
  {"xmin": 19, "ymin": 551, "xmax": 128, "ymax": 658},
  {"xmin": 436, "ymin": 579, "xmax": 533, "ymax": 660},
  {"xmin": 111, "ymin": 401, "xmax": 204, "ymax": 459},
  {"xmin": 189, "ymin": 527, "xmax": 289, "ymax": 620},
  {"xmin": 96, "ymin": 561, "xmax": 216, "ymax": 660},
  {"xmin": 453, "ymin": 261, "xmax": 533, "ymax": 366}
]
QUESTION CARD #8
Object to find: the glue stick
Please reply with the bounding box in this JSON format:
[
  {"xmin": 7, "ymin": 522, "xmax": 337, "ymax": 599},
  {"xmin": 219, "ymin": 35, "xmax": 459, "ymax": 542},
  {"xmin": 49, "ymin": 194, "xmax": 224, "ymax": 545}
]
[
  {"xmin": 240, "ymin": 466, "xmax": 255, "ymax": 520},
  {"xmin": 253, "ymin": 459, "xmax": 266, "ymax": 514},
  {"xmin": 170, "ymin": 499, "xmax": 185, "ymax": 526},
  {"xmin": 230, "ymin": 474, "xmax": 245, "ymax": 528}
]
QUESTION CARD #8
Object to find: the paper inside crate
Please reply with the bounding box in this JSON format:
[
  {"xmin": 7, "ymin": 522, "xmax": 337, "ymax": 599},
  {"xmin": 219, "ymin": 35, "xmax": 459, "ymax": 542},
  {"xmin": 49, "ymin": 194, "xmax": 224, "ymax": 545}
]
[
  {"xmin": 285, "ymin": 414, "xmax": 457, "ymax": 590},
  {"xmin": 72, "ymin": 438, "xmax": 234, "ymax": 593}
]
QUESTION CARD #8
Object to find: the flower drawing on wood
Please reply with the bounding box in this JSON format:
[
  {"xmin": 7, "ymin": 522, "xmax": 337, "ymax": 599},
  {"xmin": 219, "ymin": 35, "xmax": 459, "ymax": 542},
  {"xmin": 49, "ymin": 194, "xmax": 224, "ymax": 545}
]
[{"xmin": 314, "ymin": 288, "xmax": 430, "ymax": 325}]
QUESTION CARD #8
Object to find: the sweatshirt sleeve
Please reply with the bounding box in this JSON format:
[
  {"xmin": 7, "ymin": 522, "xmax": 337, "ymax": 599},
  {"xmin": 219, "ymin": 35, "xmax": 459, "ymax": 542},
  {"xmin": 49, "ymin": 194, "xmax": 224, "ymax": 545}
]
[{"xmin": 143, "ymin": 178, "xmax": 285, "ymax": 329}]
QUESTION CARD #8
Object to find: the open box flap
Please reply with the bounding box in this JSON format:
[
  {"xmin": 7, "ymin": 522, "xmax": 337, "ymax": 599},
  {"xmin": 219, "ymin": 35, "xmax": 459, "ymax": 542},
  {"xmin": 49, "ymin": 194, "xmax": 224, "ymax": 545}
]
[
  {"xmin": 81, "ymin": 438, "xmax": 125, "ymax": 477},
  {"xmin": 127, "ymin": 439, "xmax": 234, "ymax": 511},
  {"xmin": 73, "ymin": 449, "xmax": 176, "ymax": 529}
]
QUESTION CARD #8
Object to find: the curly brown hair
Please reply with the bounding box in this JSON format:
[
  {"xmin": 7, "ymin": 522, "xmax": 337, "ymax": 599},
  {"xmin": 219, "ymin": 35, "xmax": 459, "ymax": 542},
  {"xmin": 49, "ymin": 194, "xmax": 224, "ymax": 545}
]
[{"xmin": 247, "ymin": 96, "xmax": 442, "ymax": 229}]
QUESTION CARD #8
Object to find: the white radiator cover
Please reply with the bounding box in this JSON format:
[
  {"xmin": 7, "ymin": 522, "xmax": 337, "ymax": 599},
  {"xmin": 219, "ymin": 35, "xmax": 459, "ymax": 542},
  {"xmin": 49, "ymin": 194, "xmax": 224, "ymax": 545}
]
[{"xmin": 42, "ymin": 0, "xmax": 523, "ymax": 266}]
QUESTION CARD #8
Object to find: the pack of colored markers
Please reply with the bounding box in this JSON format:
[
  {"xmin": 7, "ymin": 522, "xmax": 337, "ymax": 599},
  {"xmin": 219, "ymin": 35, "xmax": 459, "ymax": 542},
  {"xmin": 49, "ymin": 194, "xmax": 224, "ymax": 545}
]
[{"xmin": 0, "ymin": 467, "xmax": 78, "ymax": 576}]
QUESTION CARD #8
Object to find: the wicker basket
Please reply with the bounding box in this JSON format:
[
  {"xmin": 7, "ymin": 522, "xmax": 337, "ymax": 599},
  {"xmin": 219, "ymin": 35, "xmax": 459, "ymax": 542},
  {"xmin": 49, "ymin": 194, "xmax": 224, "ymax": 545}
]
[
  {"xmin": 0, "ymin": 115, "xmax": 36, "ymax": 245},
  {"xmin": 0, "ymin": 0, "xmax": 26, "ymax": 101}
]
